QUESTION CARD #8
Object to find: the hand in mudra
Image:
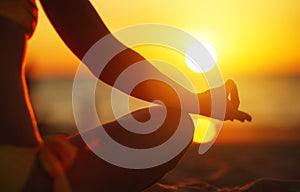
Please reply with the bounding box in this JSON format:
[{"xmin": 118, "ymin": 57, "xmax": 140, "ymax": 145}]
[{"xmin": 198, "ymin": 79, "xmax": 252, "ymax": 122}]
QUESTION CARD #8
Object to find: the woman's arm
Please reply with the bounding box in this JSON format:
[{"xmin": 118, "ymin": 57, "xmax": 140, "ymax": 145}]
[
  {"xmin": 39, "ymin": 0, "xmax": 200, "ymax": 111},
  {"xmin": 39, "ymin": 0, "xmax": 108, "ymax": 59},
  {"xmin": 39, "ymin": 0, "xmax": 251, "ymax": 121}
]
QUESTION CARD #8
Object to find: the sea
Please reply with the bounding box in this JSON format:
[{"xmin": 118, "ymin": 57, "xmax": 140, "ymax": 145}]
[{"xmin": 28, "ymin": 75, "xmax": 300, "ymax": 135}]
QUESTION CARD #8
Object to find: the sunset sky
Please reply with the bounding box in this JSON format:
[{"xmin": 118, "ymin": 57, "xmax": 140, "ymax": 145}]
[
  {"xmin": 26, "ymin": 0, "xmax": 300, "ymax": 79},
  {"xmin": 24, "ymin": 0, "xmax": 300, "ymax": 145}
]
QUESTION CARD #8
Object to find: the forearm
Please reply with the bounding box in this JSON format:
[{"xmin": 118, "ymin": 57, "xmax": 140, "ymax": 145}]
[{"xmin": 101, "ymin": 48, "xmax": 212, "ymax": 117}]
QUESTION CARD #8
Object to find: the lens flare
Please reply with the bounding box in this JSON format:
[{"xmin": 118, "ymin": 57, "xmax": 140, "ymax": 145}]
[{"xmin": 192, "ymin": 116, "xmax": 217, "ymax": 143}]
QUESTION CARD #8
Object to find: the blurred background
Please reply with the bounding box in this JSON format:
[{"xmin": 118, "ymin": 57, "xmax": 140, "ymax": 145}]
[
  {"xmin": 25, "ymin": 0, "xmax": 300, "ymax": 189},
  {"xmin": 26, "ymin": 0, "xmax": 300, "ymax": 143}
]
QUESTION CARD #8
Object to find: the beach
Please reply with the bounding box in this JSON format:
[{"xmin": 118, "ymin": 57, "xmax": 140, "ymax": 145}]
[
  {"xmin": 28, "ymin": 75, "xmax": 300, "ymax": 191},
  {"xmin": 145, "ymin": 141, "xmax": 300, "ymax": 191}
]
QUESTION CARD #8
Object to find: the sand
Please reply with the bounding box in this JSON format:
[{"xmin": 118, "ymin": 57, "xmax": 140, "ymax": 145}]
[{"xmin": 144, "ymin": 142, "xmax": 300, "ymax": 192}]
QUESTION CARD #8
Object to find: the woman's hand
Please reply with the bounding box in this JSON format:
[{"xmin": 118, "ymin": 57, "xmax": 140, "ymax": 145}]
[
  {"xmin": 224, "ymin": 79, "xmax": 252, "ymax": 121},
  {"xmin": 198, "ymin": 79, "xmax": 252, "ymax": 122}
]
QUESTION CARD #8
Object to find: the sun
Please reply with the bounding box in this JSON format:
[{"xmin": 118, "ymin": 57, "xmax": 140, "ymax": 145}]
[{"xmin": 185, "ymin": 41, "xmax": 217, "ymax": 73}]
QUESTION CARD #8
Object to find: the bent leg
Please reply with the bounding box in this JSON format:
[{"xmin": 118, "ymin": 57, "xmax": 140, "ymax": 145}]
[
  {"xmin": 67, "ymin": 106, "xmax": 194, "ymax": 192},
  {"xmin": 25, "ymin": 106, "xmax": 194, "ymax": 191}
]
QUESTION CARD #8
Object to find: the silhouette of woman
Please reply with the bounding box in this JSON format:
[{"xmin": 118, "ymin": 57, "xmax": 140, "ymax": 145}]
[{"xmin": 0, "ymin": 0, "xmax": 251, "ymax": 191}]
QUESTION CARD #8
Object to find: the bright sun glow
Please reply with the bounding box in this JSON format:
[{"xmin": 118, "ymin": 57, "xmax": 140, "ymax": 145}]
[
  {"xmin": 185, "ymin": 42, "xmax": 217, "ymax": 73},
  {"xmin": 192, "ymin": 117, "xmax": 217, "ymax": 143}
]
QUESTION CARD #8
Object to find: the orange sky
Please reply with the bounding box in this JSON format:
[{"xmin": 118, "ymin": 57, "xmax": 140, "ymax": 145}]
[
  {"xmin": 23, "ymin": 0, "xmax": 300, "ymax": 144},
  {"xmin": 26, "ymin": 0, "xmax": 300, "ymax": 79}
]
